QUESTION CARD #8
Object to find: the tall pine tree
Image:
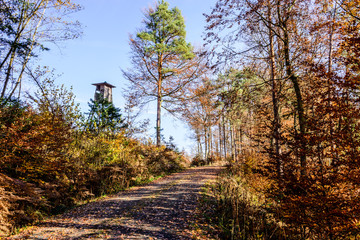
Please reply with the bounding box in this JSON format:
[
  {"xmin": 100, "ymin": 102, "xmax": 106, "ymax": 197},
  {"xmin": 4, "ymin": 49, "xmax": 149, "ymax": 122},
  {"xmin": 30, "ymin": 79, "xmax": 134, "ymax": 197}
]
[{"xmin": 123, "ymin": 0, "xmax": 202, "ymax": 146}]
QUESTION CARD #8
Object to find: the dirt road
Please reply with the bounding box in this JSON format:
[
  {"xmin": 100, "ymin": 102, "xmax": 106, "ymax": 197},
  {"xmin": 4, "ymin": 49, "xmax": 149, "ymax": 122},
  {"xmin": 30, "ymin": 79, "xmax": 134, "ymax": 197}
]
[{"xmin": 8, "ymin": 166, "xmax": 222, "ymax": 240}]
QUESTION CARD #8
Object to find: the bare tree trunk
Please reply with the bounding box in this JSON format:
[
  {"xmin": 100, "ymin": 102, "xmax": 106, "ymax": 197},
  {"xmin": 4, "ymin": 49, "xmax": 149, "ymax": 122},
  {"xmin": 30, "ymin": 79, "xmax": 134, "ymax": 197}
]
[
  {"xmin": 219, "ymin": 121, "xmax": 223, "ymax": 158},
  {"xmin": 236, "ymin": 126, "xmax": 240, "ymax": 158},
  {"xmin": 284, "ymin": 43, "xmax": 306, "ymax": 178},
  {"xmin": 278, "ymin": 2, "xmax": 306, "ymax": 178},
  {"xmin": 233, "ymin": 125, "xmax": 236, "ymax": 160},
  {"xmin": 328, "ymin": 5, "xmax": 338, "ymax": 167},
  {"xmin": 156, "ymin": 87, "xmax": 162, "ymax": 146},
  {"xmin": 230, "ymin": 122, "xmax": 235, "ymax": 161},
  {"xmin": 198, "ymin": 132, "xmax": 203, "ymax": 158},
  {"xmin": 268, "ymin": 2, "xmax": 282, "ymax": 178},
  {"xmin": 217, "ymin": 135, "xmax": 220, "ymax": 157},
  {"xmin": 204, "ymin": 126, "xmax": 208, "ymax": 160},
  {"xmin": 1, "ymin": 0, "xmax": 49, "ymax": 99},
  {"xmin": 223, "ymin": 115, "xmax": 227, "ymax": 159},
  {"xmin": 209, "ymin": 126, "xmax": 213, "ymax": 158},
  {"xmin": 196, "ymin": 129, "xmax": 202, "ymax": 157},
  {"xmin": 1, "ymin": 50, "xmax": 16, "ymax": 98},
  {"xmin": 239, "ymin": 128, "xmax": 243, "ymax": 154},
  {"xmin": 7, "ymin": 1, "xmax": 49, "ymax": 100},
  {"xmin": 156, "ymin": 52, "xmax": 163, "ymax": 147}
]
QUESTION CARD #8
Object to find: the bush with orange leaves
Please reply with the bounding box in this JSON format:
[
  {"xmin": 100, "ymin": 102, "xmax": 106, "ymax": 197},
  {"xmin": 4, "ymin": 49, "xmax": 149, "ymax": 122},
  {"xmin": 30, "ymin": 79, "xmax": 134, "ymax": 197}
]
[
  {"xmin": 0, "ymin": 99, "xmax": 73, "ymax": 234},
  {"xmin": 0, "ymin": 98, "xmax": 189, "ymax": 236}
]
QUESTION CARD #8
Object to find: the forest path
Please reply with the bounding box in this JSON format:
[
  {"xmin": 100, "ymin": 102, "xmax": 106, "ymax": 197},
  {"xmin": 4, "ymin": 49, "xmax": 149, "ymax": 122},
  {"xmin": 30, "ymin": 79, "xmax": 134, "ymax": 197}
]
[{"xmin": 8, "ymin": 165, "xmax": 223, "ymax": 240}]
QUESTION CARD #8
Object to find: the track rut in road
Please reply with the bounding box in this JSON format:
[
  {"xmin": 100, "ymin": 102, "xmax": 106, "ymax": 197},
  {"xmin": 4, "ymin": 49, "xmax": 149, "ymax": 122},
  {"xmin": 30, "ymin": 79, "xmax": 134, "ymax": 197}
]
[{"xmin": 7, "ymin": 165, "xmax": 222, "ymax": 240}]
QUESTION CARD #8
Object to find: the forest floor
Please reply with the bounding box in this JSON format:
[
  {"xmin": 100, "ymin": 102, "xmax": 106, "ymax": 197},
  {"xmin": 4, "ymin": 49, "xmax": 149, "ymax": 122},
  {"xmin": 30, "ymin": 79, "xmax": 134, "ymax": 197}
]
[{"xmin": 6, "ymin": 165, "xmax": 223, "ymax": 240}]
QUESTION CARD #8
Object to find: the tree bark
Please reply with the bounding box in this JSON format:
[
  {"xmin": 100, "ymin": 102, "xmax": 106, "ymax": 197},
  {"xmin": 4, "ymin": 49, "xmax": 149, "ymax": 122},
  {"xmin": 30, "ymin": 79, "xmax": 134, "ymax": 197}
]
[
  {"xmin": 1, "ymin": 50, "xmax": 16, "ymax": 98},
  {"xmin": 156, "ymin": 91, "xmax": 162, "ymax": 147},
  {"xmin": 268, "ymin": 1, "xmax": 282, "ymax": 178},
  {"xmin": 283, "ymin": 22, "xmax": 306, "ymax": 178},
  {"xmin": 219, "ymin": 121, "xmax": 223, "ymax": 158},
  {"xmin": 156, "ymin": 54, "xmax": 163, "ymax": 147},
  {"xmin": 223, "ymin": 116, "xmax": 227, "ymax": 159},
  {"xmin": 204, "ymin": 126, "xmax": 208, "ymax": 160}
]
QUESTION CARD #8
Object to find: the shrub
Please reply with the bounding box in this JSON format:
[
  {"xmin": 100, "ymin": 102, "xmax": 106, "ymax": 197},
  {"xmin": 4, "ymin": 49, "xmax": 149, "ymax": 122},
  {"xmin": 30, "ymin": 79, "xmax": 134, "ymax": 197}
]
[
  {"xmin": 0, "ymin": 98, "xmax": 189, "ymax": 236},
  {"xmin": 201, "ymin": 152, "xmax": 285, "ymax": 240},
  {"xmin": 191, "ymin": 155, "xmax": 207, "ymax": 166}
]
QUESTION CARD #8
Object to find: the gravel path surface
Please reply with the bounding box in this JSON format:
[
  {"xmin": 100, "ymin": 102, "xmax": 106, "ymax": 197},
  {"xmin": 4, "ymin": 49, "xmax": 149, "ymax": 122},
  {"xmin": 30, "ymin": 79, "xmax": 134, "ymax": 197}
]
[{"xmin": 7, "ymin": 166, "xmax": 222, "ymax": 240}]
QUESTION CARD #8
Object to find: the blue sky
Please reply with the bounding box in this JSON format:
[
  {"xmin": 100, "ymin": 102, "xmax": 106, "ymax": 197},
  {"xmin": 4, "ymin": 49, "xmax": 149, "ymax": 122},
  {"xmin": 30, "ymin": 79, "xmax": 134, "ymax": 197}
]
[{"xmin": 34, "ymin": 0, "xmax": 217, "ymax": 154}]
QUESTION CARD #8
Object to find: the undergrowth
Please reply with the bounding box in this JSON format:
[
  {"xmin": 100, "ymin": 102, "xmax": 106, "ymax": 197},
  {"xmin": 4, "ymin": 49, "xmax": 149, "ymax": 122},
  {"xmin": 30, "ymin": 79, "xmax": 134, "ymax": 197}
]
[
  {"xmin": 0, "ymin": 99, "xmax": 189, "ymax": 236},
  {"xmin": 198, "ymin": 152, "xmax": 285, "ymax": 240}
]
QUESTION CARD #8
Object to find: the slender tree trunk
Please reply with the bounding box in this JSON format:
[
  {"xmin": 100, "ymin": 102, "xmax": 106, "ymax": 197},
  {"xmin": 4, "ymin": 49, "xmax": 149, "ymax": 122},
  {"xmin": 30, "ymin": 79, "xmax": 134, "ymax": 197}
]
[
  {"xmin": 8, "ymin": 2, "xmax": 48, "ymax": 100},
  {"xmin": 239, "ymin": 128, "xmax": 243, "ymax": 154},
  {"xmin": 196, "ymin": 129, "xmax": 202, "ymax": 157},
  {"xmin": 285, "ymin": 49, "xmax": 306, "ymax": 178},
  {"xmin": 199, "ymin": 134, "xmax": 203, "ymax": 158},
  {"xmin": 223, "ymin": 115, "xmax": 227, "ymax": 159},
  {"xmin": 328, "ymin": 5, "xmax": 338, "ymax": 167},
  {"xmin": 204, "ymin": 126, "xmax": 208, "ymax": 160},
  {"xmin": 279, "ymin": 5, "xmax": 306, "ymax": 178},
  {"xmin": 230, "ymin": 122, "xmax": 235, "ymax": 161},
  {"xmin": 234, "ymin": 126, "xmax": 238, "ymax": 161},
  {"xmin": 209, "ymin": 125, "xmax": 213, "ymax": 158},
  {"xmin": 1, "ymin": 50, "xmax": 16, "ymax": 98},
  {"xmin": 156, "ymin": 54, "xmax": 163, "ymax": 147},
  {"xmin": 197, "ymin": 130, "xmax": 203, "ymax": 157},
  {"xmin": 236, "ymin": 127, "xmax": 239, "ymax": 157},
  {"xmin": 219, "ymin": 121, "xmax": 223, "ymax": 158},
  {"xmin": 156, "ymin": 92, "xmax": 162, "ymax": 146},
  {"xmin": 268, "ymin": 2, "xmax": 282, "ymax": 178},
  {"xmin": 234, "ymin": 126, "xmax": 238, "ymax": 159},
  {"xmin": 7, "ymin": 1, "xmax": 49, "ymax": 100},
  {"xmin": 1, "ymin": 3, "xmax": 28, "ymax": 98},
  {"xmin": 216, "ymin": 134, "xmax": 219, "ymax": 157}
]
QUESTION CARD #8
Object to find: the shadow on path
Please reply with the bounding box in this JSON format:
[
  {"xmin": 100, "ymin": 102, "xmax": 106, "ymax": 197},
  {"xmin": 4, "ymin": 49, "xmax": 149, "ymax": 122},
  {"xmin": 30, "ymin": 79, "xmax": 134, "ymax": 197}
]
[{"xmin": 7, "ymin": 166, "xmax": 223, "ymax": 240}]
